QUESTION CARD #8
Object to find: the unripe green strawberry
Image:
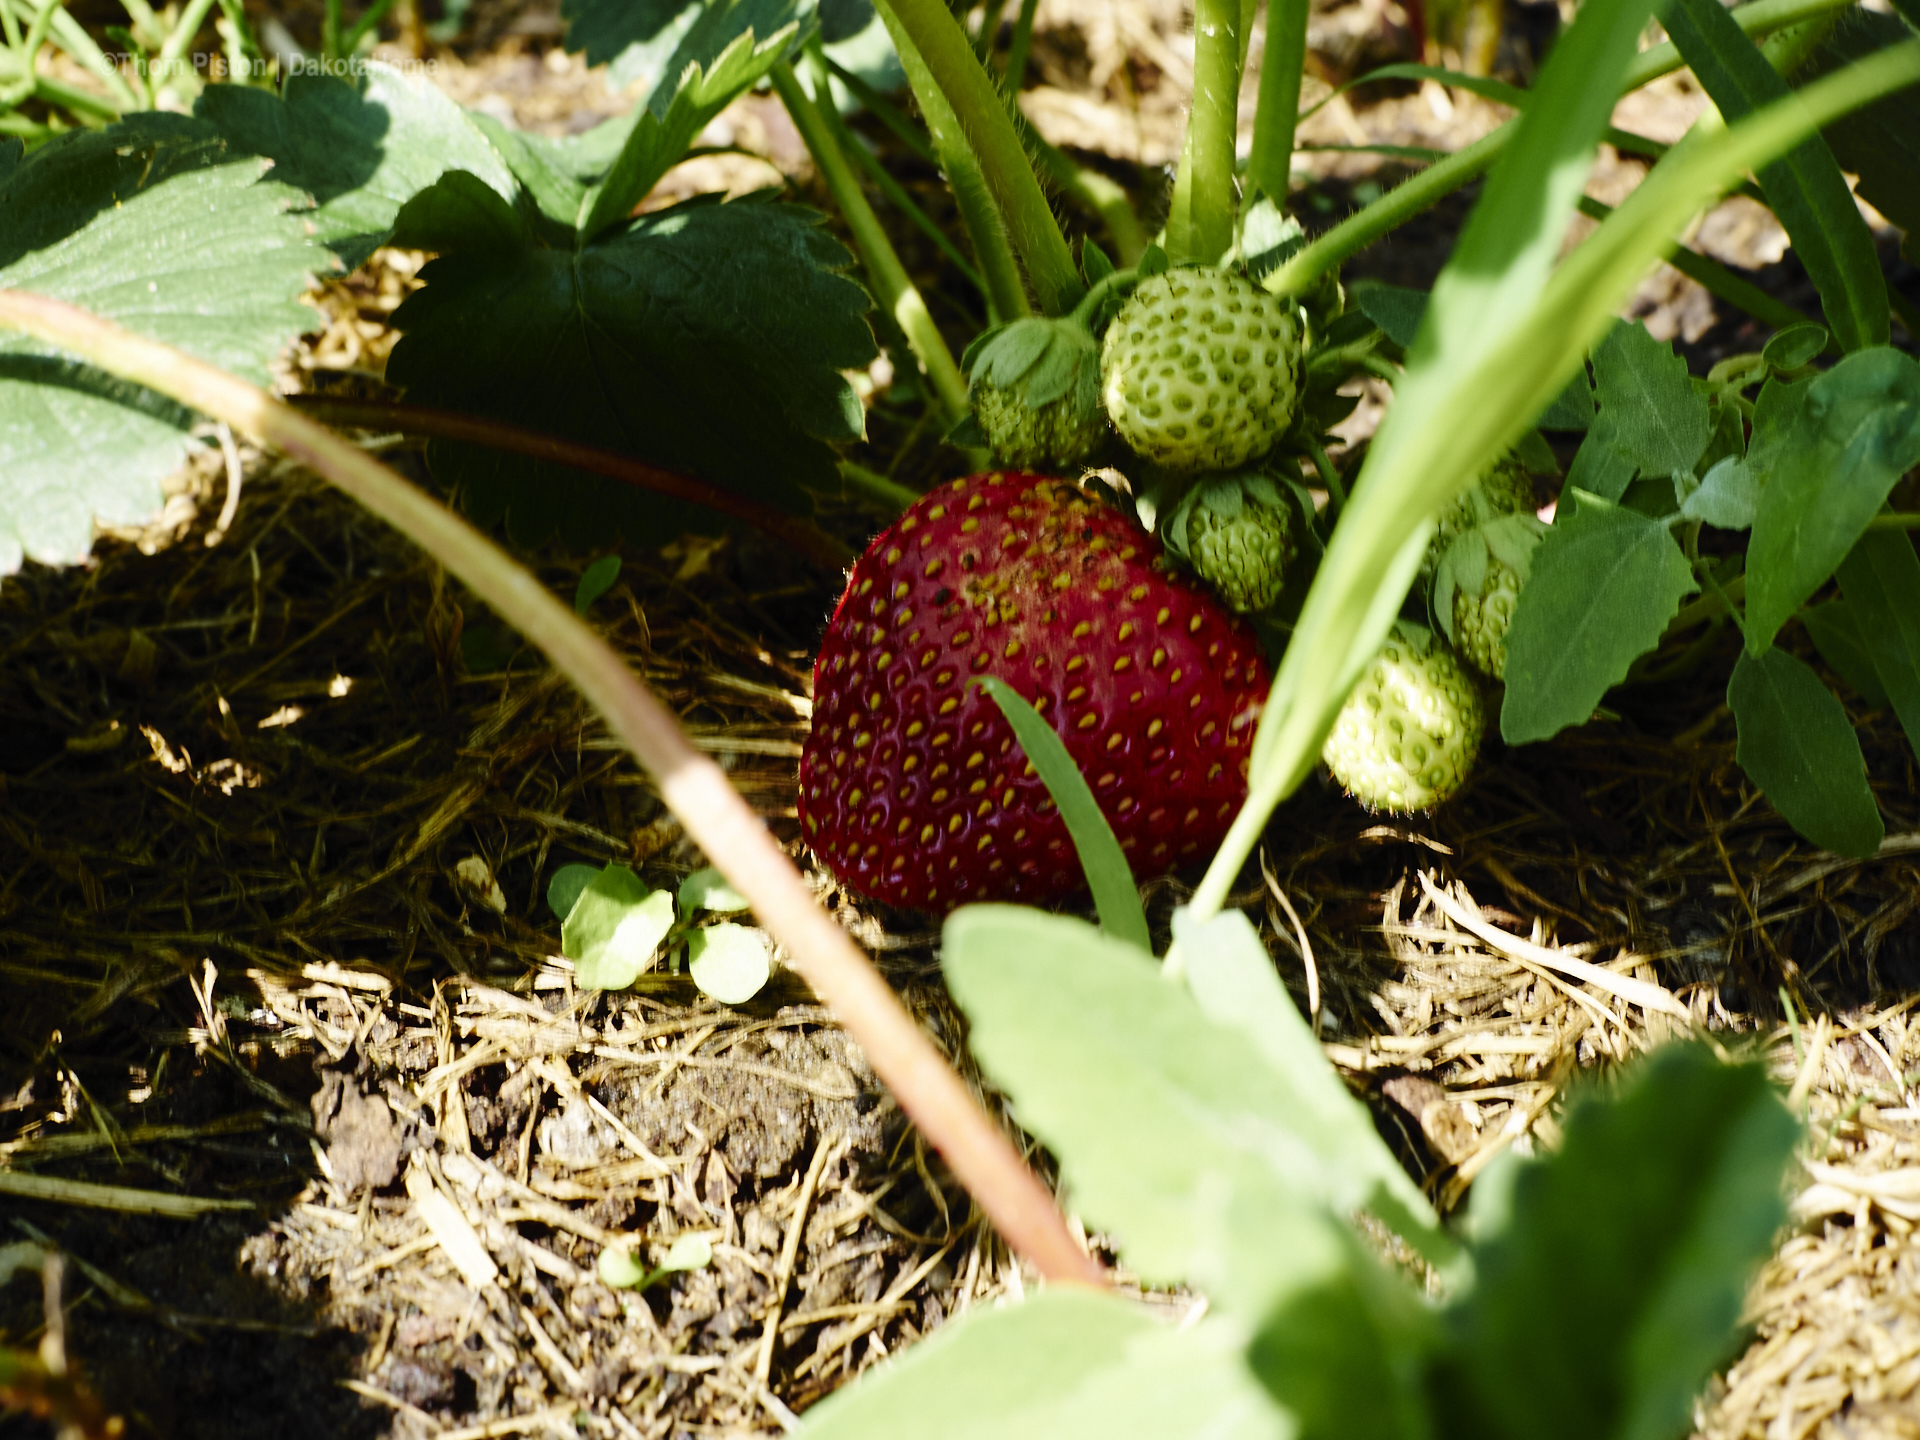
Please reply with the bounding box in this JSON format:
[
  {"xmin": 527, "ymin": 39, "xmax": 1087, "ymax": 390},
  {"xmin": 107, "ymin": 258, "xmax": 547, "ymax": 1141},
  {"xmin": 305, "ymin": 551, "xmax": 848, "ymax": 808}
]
[
  {"xmin": 1159, "ymin": 472, "xmax": 1299, "ymax": 614},
  {"xmin": 1431, "ymin": 512, "xmax": 1546, "ymax": 681},
  {"xmin": 1322, "ymin": 621, "xmax": 1484, "ymax": 812},
  {"xmin": 965, "ymin": 316, "xmax": 1106, "ymax": 470},
  {"xmin": 1099, "ymin": 268, "xmax": 1302, "ymax": 473},
  {"xmin": 1428, "ymin": 452, "xmax": 1537, "ymax": 567}
]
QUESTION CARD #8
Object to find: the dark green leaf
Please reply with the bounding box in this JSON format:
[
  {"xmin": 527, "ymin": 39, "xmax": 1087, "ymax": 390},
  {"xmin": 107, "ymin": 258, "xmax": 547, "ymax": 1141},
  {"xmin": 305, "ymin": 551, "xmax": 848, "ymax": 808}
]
[
  {"xmin": 1836, "ymin": 529, "xmax": 1920, "ymax": 752},
  {"xmin": 974, "ymin": 678, "xmax": 1148, "ymax": 952},
  {"xmin": 1436, "ymin": 1044, "xmax": 1797, "ymax": 1440},
  {"xmin": 1665, "ymin": 0, "xmax": 1889, "ymax": 350},
  {"xmin": 1801, "ymin": 597, "xmax": 1893, "ymax": 707},
  {"xmin": 799, "ymin": 1288, "xmax": 1290, "ymax": 1439},
  {"xmin": 574, "ymin": 555, "xmax": 623, "ymax": 614},
  {"xmin": 1729, "ymin": 646, "xmax": 1884, "ymax": 855},
  {"xmin": 1500, "ymin": 491, "xmax": 1699, "ymax": 743},
  {"xmin": 1535, "ymin": 367, "xmax": 1595, "ymax": 431},
  {"xmin": 1589, "ymin": 320, "xmax": 1712, "ymax": 479},
  {"xmin": 1790, "ymin": 11, "xmax": 1920, "ymax": 259},
  {"xmin": 390, "ymin": 169, "xmax": 533, "ymax": 256},
  {"xmin": 385, "ymin": 192, "xmax": 875, "ymax": 548},
  {"xmin": 547, "ymin": 862, "xmax": 603, "ymax": 920},
  {"xmin": 0, "ymin": 114, "xmax": 324, "ymax": 581},
  {"xmin": 1354, "ymin": 284, "xmax": 1426, "ymax": 348},
  {"xmin": 1745, "ymin": 348, "xmax": 1920, "ymax": 652},
  {"xmin": 1561, "ymin": 413, "xmax": 1638, "ymax": 503},
  {"xmin": 561, "ymin": 0, "xmax": 693, "ymax": 70},
  {"xmin": 1762, "ymin": 322, "xmax": 1829, "ymax": 371},
  {"xmin": 199, "ymin": 65, "xmax": 520, "ymax": 269}
]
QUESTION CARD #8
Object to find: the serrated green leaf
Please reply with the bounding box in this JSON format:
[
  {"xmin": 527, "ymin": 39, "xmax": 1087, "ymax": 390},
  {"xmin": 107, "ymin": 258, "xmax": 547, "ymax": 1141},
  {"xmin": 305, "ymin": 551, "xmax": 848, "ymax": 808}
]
[
  {"xmin": 1500, "ymin": 492, "xmax": 1698, "ymax": 743},
  {"xmin": 0, "ymin": 114, "xmax": 323, "ymax": 580},
  {"xmin": 390, "ymin": 169, "xmax": 533, "ymax": 256},
  {"xmin": 1665, "ymin": 0, "xmax": 1888, "ymax": 351},
  {"xmin": 1561, "ymin": 410, "xmax": 1639, "ymax": 503},
  {"xmin": 678, "ymin": 866, "xmax": 750, "ymax": 912},
  {"xmin": 974, "ymin": 678, "xmax": 1149, "ymax": 953},
  {"xmin": 1679, "ymin": 455, "xmax": 1757, "ymax": 529},
  {"xmin": 1728, "ymin": 646, "xmax": 1884, "ymax": 855},
  {"xmin": 1589, "ymin": 320, "xmax": 1712, "ymax": 479},
  {"xmin": 580, "ymin": 23, "xmax": 798, "ymax": 241},
  {"xmin": 1745, "ymin": 348, "xmax": 1920, "ymax": 653},
  {"xmin": 1802, "ymin": 598, "xmax": 1893, "ymax": 708},
  {"xmin": 1836, "ymin": 530, "xmax": 1920, "ymax": 752},
  {"xmin": 686, "ymin": 922, "xmax": 771, "ymax": 1003},
  {"xmin": 562, "ymin": 865, "xmax": 677, "ymax": 989},
  {"xmin": 1436, "ymin": 1044, "xmax": 1797, "ymax": 1440},
  {"xmin": 799, "ymin": 1289, "xmax": 1290, "ymax": 1440},
  {"xmin": 1535, "ymin": 366, "xmax": 1595, "ymax": 431},
  {"xmin": 561, "ymin": 0, "xmax": 693, "ymax": 69},
  {"xmin": 385, "ymin": 193, "xmax": 875, "ymax": 548},
  {"xmin": 198, "ymin": 65, "xmax": 521, "ymax": 269}
]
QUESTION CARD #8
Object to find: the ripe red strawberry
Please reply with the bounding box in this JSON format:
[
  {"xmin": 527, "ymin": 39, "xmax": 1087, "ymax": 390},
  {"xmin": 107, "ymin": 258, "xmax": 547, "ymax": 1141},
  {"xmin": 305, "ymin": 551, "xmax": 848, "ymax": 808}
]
[{"xmin": 799, "ymin": 472, "xmax": 1270, "ymax": 911}]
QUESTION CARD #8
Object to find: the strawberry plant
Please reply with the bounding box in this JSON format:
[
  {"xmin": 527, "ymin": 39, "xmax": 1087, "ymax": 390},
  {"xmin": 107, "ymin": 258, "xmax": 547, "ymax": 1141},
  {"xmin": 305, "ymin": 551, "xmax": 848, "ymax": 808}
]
[{"xmin": 3, "ymin": 0, "xmax": 1920, "ymax": 1427}]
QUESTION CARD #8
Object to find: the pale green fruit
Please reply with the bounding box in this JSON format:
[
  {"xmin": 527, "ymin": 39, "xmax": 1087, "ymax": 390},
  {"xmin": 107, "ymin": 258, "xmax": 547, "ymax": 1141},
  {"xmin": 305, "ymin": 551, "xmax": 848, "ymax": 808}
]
[
  {"xmin": 1431, "ymin": 512, "xmax": 1546, "ymax": 682},
  {"xmin": 1452, "ymin": 556, "xmax": 1524, "ymax": 680},
  {"xmin": 1429, "ymin": 453, "xmax": 1537, "ymax": 567},
  {"xmin": 1322, "ymin": 622, "xmax": 1484, "ymax": 812},
  {"xmin": 1099, "ymin": 268, "xmax": 1302, "ymax": 473}
]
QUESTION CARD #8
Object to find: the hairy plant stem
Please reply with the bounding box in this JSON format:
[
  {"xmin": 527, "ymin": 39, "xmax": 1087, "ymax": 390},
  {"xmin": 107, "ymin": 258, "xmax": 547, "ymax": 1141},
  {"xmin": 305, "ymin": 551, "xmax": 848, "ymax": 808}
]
[
  {"xmin": 872, "ymin": 2, "xmax": 1031, "ymax": 324},
  {"xmin": 1247, "ymin": 0, "xmax": 1311, "ymax": 205},
  {"xmin": 1263, "ymin": 0, "xmax": 1862, "ymax": 300},
  {"xmin": 0, "ymin": 288, "xmax": 1104, "ymax": 1290},
  {"xmin": 1168, "ymin": 0, "xmax": 1248, "ymax": 264},
  {"xmin": 288, "ymin": 395, "xmax": 856, "ymax": 569},
  {"xmin": 771, "ymin": 56, "xmax": 970, "ymax": 426},
  {"xmin": 872, "ymin": 0, "xmax": 1083, "ymax": 315}
]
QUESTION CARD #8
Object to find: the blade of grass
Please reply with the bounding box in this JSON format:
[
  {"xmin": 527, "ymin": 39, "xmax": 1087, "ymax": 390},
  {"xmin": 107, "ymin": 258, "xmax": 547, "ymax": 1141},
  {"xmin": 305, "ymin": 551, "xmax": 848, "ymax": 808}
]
[
  {"xmin": 1664, "ymin": 0, "xmax": 1889, "ymax": 350},
  {"xmin": 975, "ymin": 678, "xmax": 1152, "ymax": 952},
  {"xmin": 0, "ymin": 285, "xmax": 1105, "ymax": 1291},
  {"xmin": 1197, "ymin": 36, "xmax": 1920, "ymax": 918}
]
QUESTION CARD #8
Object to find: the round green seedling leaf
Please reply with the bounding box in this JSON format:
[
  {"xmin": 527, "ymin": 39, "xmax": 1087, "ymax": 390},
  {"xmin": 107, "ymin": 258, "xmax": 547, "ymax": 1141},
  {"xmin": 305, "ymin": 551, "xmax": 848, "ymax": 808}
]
[
  {"xmin": 1761, "ymin": 322, "xmax": 1828, "ymax": 373},
  {"xmin": 574, "ymin": 554, "xmax": 622, "ymax": 615},
  {"xmin": 677, "ymin": 866, "xmax": 750, "ymax": 913},
  {"xmin": 546, "ymin": 863, "xmax": 603, "ymax": 922},
  {"xmin": 687, "ymin": 923, "xmax": 772, "ymax": 1005},
  {"xmin": 597, "ymin": 1244, "xmax": 649, "ymax": 1289},
  {"xmin": 658, "ymin": 1234, "xmax": 712, "ymax": 1272},
  {"xmin": 562, "ymin": 865, "xmax": 676, "ymax": 990}
]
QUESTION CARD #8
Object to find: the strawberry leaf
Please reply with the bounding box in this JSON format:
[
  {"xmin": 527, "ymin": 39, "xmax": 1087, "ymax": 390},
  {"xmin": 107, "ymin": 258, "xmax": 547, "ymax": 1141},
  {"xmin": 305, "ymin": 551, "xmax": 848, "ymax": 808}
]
[
  {"xmin": 199, "ymin": 64, "xmax": 520, "ymax": 268},
  {"xmin": 1499, "ymin": 490, "xmax": 1698, "ymax": 744},
  {"xmin": 385, "ymin": 189, "xmax": 875, "ymax": 548},
  {"xmin": 1588, "ymin": 320, "xmax": 1711, "ymax": 482},
  {"xmin": 0, "ymin": 115, "xmax": 323, "ymax": 579},
  {"xmin": 1728, "ymin": 646, "xmax": 1884, "ymax": 856}
]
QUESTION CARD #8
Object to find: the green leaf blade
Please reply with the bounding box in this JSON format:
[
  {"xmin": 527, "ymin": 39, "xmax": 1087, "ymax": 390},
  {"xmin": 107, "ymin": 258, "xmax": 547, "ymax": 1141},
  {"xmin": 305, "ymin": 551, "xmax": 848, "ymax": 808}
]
[
  {"xmin": 686, "ymin": 922, "xmax": 772, "ymax": 1004},
  {"xmin": 1588, "ymin": 320, "xmax": 1711, "ymax": 478},
  {"xmin": 1728, "ymin": 646, "xmax": 1884, "ymax": 856},
  {"xmin": 562, "ymin": 864, "xmax": 677, "ymax": 988},
  {"xmin": 975, "ymin": 677, "xmax": 1149, "ymax": 952},
  {"xmin": 1499, "ymin": 492, "xmax": 1698, "ymax": 744},
  {"xmin": 1836, "ymin": 530, "xmax": 1920, "ymax": 750}
]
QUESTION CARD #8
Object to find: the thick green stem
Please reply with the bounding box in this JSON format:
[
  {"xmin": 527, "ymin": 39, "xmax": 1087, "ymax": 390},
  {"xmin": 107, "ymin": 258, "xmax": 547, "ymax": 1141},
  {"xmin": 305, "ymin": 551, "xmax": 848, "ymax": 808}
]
[
  {"xmin": 875, "ymin": 2, "xmax": 1031, "ymax": 323},
  {"xmin": 873, "ymin": 0, "xmax": 1083, "ymax": 314},
  {"xmin": 772, "ymin": 58, "xmax": 971, "ymax": 426},
  {"xmin": 0, "ymin": 285, "xmax": 1105, "ymax": 1292},
  {"xmin": 1247, "ymin": 0, "xmax": 1311, "ymax": 205},
  {"xmin": 1263, "ymin": 0, "xmax": 1861, "ymax": 301},
  {"xmin": 1170, "ymin": 0, "xmax": 1248, "ymax": 264}
]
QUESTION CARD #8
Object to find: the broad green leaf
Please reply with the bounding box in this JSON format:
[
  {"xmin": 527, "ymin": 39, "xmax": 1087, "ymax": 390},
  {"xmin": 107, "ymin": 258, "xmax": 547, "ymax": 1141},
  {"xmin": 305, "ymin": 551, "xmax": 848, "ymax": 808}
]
[
  {"xmin": 575, "ymin": 555, "xmax": 623, "ymax": 614},
  {"xmin": 976, "ymin": 678, "xmax": 1149, "ymax": 953},
  {"xmin": 1745, "ymin": 348, "xmax": 1920, "ymax": 652},
  {"xmin": 798, "ymin": 1289, "xmax": 1291, "ymax": 1439},
  {"xmin": 1836, "ymin": 530, "xmax": 1920, "ymax": 752},
  {"xmin": 1789, "ymin": 11, "xmax": 1920, "ymax": 271},
  {"xmin": 562, "ymin": 0, "xmax": 692, "ymax": 69},
  {"xmin": 1664, "ymin": 0, "xmax": 1888, "ymax": 351},
  {"xmin": 198, "ymin": 65, "xmax": 521, "ymax": 269},
  {"xmin": 580, "ymin": 24, "xmax": 798, "ymax": 241},
  {"xmin": 386, "ymin": 190, "xmax": 875, "ymax": 548},
  {"xmin": 1535, "ymin": 367, "xmax": 1596, "ymax": 431},
  {"xmin": 0, "ymin": 115, "xmax": 323, "ymax": 580},
  {"xmin": 1174, "ymin": 907, "xmax": 1456, "ymax": 1277},
  {"xmin": 1500, "ymin": 492, "xmax": 1698, "ymax": 744},
  {"xmin": 546, "ymin": 862, "xmax": 603, "ymax": 920},
  {"xmin": 1679, "ymin": 455, "xmax": 1757, "ymax": 529},
  {"xmin": 678, "ymin": 866, "xmax": 750, "ymax": 912},
  {"xmin": 1588, "ymin": 320, "xmax": 1712, "ymax": 480},
  {"xmin": 686, "ymin": 923, "xmax": 772, "ymax": 1003},
  {"xmin": 1762, "ymin": 322, "xmax": 1829, "ymax": 372},
  {"xmin": 562, "ymin": 865, "xmax": 677, "ymax": 988},
  {"xmin": 1561, "ymin": 410, "xmax": 1638, "ymax": 503},
  {"xmin": 1353, "ymin": 284, "xmax": 1426, "ymax": 348},
  {"xmin": 1728, "ymin": 646, "xmax": 1884, "ymax": 856},
  {"xmin": 1801, "ymin": 597, "xmax": 1892, "ymax": 708},
  {"xmin": 945, "ymin": 906, "xmax": 1435, "ymax": 1317},
  {"xmin": 1435, "ymin": 1044, "xmax": 1797, "ymax": 1440}
]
